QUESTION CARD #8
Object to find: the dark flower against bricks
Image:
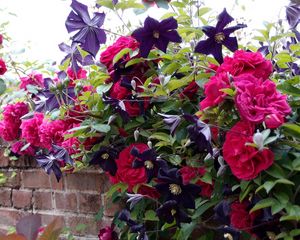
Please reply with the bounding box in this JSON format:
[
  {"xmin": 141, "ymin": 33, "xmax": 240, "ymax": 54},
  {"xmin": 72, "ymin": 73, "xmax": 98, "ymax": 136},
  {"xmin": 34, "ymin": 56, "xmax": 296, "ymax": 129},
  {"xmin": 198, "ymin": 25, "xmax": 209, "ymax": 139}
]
[
  {"xmin": 131, "ymin": 146, "xmax": 159, "ymax": 182},
  {"xmin": 65, "ymin": 0, "xmax": 106, "ymax": 56},
  {"xmin": 89, "ymin": 146, "xmax": 119, "ymax": 176},
  {"xmin": 195, "ymin": 8, "xmax": 247, "ymax": 63},
  {"xmin": 156, "ymin": 200, "xmax": 191, "ymax": 226},
  {"xmin": 132, "ymin": 16, "xmax": 182, "ymax": 58},
  {"xmin": 98, "ymin": 225, "xmax": 118, "ymax": 240},
  {"xmin": 118, "ymin": 210, "xmax": 148, "ymax": 240},
  {"xmin": 155, "ymin": 168, "xmax": 201, "ymax": 209},
  {"xmin": 36, "ymin": 145, "xmax": 73, "ymax": 182}
]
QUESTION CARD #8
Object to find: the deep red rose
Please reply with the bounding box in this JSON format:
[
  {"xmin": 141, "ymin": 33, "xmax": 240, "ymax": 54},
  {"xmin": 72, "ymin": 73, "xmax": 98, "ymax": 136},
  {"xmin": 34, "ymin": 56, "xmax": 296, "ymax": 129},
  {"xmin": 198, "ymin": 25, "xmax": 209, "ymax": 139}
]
[
  {"xmin": 118, "ymin": 128, "xmax": 129, "ymax": 137},
  {"xmin": 230, "ymin": 201, "xmax": 259, "ymax": 233},
  {"xmin": 179, "ymin": 80, "xmax": 199, "ymax": 100},
  {"xmin": 137, "ymin": 184, "xmax": 160, "ymax": 199},
  {"xmin": 109, "ymin": 143, "xmax": 148, "ymax": 191},
  {"xmin": 180, "ymin": 166, "xmax": 213, "ymax": 198},
  {"xmin": 110, "ymin": 81, "xmax": 149, "ymax": 117},
  {"xmin": 100, "ymin": 36, "xmax": 139, "ymax": 69},
  {"xmin": 234, "ymin": 74, "xmax": 291, "ymax": 124},
  {"xmin": 0, "ymin": 58, "xmax": 7, "ymax": 75},
  {"xmin": 223, "ymin": 121, "xmax": 274, "ymax": 180},
  {"xmin": 200, "ymin": 72, "xmax": 230, "ymax": 110},
  {"xmin": 0, "ymin": 34, "xmax": 3, "ymax": 45},
  {"xmin": 98, "ymin": 226, "xmax": 118, "ymax": 240},
  {"xmin": 217, "ymin": 50, "xmax": 273, "ymax": 80}
]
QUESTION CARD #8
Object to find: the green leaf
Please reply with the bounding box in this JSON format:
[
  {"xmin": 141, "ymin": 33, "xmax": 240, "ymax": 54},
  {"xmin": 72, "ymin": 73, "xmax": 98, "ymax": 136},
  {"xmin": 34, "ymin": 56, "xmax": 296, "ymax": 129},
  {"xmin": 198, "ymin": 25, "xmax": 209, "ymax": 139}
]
[
  {"xmin": 219, "ymin": 88, "xmax": 235, "ymax": 96},
  {"xmin": 0, "ymin": 78, "xmax": 7, "ymax": 95},
  {"xmin": 266, "ymin": 164, "xmax": 286, "ymax": 179},
  {"xmin": 168, "ymin": 154, "xmax": 182, "ymax": 166},
  {"xmin": 96, "ymin": 83, "xmax": 113, "ymax": 95},
  {"xmin": 275, "ymin": 178, "xmax": 295, "ymax": 186},
  {"xmin": 176, "ymin": 222, "xmax": 196, "ymax": 240},
  {"xmin": 106, "ymin": 183, "xmax": 128, "ymax": 198},
  {"xmin": 125, "ymin": 58, "xmax": 143, "ymax": 68},
  {"xmin": 144, "ymin": 210, "xmax": 159, "ymax": 221},
  {"xmin": 113, "ymin": 48, "xmax": 132, "ymax": 65},
  {"xmin": 282, "ymin": 123, "xmax": 300, "ymax": 139},
  {"xmin": 250, "ymin": 198, "xmax": 275, "ymax": 213},
  {"xmin": 92, "ymin": 124, "xmax": 111, "ymax": 133},
  {"xmin": 149, "ymin": 132, "xmax": 172, "ymax": 142},
  {"xmin": 271, "ymin": 200, "xmax": 285, "ymax": 215}
]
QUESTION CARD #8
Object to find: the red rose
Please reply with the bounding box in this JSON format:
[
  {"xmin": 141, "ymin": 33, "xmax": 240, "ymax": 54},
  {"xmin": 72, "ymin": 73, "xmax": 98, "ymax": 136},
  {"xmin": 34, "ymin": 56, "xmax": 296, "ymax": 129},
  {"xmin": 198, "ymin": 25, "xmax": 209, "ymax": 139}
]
[
  {"xmin": 265, "ymin": 113, "xmax": 285, "ymax": 129},
  {"xmin": 217, "ymin": 50, "xmax": 273, "ymax": 80},
  {"xmin": 137, "ymin": 184, "xmax": 160, "ymax": 199},
  {"xmin": 223, "ymin": 121, "xmax": 274, "ymax": 180},
  {"xmin": 110, "ymin": 81, "xmax": 149, "ymax": 117},
  {"xmin": 230, "ymin": 201, "xmax": 258, "ymax": 232},
  {"xmin": 179, "ymin": 80, "xmax": 199, "ymax": 100},
  {"xmin": 109, "ymin": 143, "xmax": 148, "ymax": 191},
  {"xmin": 98, "ymin": 226, "xmax": 118, "ymax": 240},
  {"xmin": 0, "ymin": 58, "xmax": 7, "ymax": 75},
  {"xmin": 234, "ymin": 74, "xmax": 291, "ymax": 124},
  {"xmin": 100, "ymin": 36, "xmax": 139, "ymax": 69},
  {"xmin": 0, "ymin": 34, "xmax": 3, "ymax": 45},
  {"xmin": 200, "ymin": 72, "xmax": 230, "ymax": 110},
  {"xmin": 180, "ymin": 166, "xmax": 213, "ymax": 198}
]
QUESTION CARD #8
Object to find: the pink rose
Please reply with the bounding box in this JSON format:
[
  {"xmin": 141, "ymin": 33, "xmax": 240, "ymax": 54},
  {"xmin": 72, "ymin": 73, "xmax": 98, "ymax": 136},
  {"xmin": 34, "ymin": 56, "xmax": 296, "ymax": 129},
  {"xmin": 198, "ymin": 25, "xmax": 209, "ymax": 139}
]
[
  {"xmin": 223, "ymin": 121, "xmax": 274, "ymax": 180},
  {"xmin": 234, "ymin": 74, "xmax": 291, "ymax": 124},
  {"xmin": 265, "ymin": 113, "xmax": 285, "ymax": 129},
  {"xmin": 217, "ymin": 50, "xmax": 273, "ymax": 80},
  {"xmin": 200, "ymin": 72, "xmax": 230, "ymax": 110},
  {"xmin": 0, "ymin": 59, "xmax": 7, "ymax": 75},
  {"xmin": 39, "ymin": 120, "xmax": 67, "ymax": 149},
  {"xmin": 20, "ymin": 113, "xmax": 44, "ymax": 147},
  {"xmin": 100, "ymin": 36, "xmax": 139, "ymax": 69},
  {"xmin": 20, "ymin": 72, "xmax": 44, "ymax": 90},
  {"xmin": 0, "ymin": 34, "xmax": 3, "ymax": 45},
  {"xmin": 11, "ymin": 141, "xmax": 35, "ymax": 156},
  {"xmin": 61, "ymin": 136, "xmax": 81, "ymax": 155}
]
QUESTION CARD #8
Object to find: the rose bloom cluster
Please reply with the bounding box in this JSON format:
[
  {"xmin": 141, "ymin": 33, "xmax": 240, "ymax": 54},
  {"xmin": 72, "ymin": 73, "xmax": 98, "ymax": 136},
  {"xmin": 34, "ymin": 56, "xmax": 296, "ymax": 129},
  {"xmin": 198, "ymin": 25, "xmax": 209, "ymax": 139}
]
[{"xmin": 200, "ymin": 50, "xmax": 291, "ymax": 180}]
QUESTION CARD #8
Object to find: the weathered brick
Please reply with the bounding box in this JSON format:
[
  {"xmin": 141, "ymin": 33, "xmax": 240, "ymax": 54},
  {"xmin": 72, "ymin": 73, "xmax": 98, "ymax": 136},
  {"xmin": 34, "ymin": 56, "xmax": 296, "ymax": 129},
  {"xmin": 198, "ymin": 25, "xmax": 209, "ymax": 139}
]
[
  {"xmin": 0, "ymin": 170, "xmax": 21, "ymax": 188},
  {"xmin": 65, "ymin": 171, "xmax": 109, "ymax": 192},
  {"xmin": 22, "ymin": 169, "xmax": 51, "ymax": 189},
  {"xmin": 78, "ymin": 193, "xmax": 101, "ymax": 214},
  {"xmin": 102, "ymin": 194, "xmax": 122, "ymax": 218},
  {"xmin": 12, "ymin": 189, "xmax": 32, "ymax": 209},
  {"xmin": 39, "ymin": 213, "xmax": 66, "ymax": 227},
  {"xmin": 55, "ymin": 192, "xmax": 77, "ymax": 212},
  {"xmin": 0, "ymin": 151, "xmax": 9, "ymax": 167},
  {"xmin": 0, "ymin": 208, "xmax": 25, "ymax": 226},
  {"xmin": 50, "ymin": 173, "xmax": 64, "ymax": 190},
  {"xmin": 66, "ymin": 215, "xmax": 102, "ymax": 236},
  {"xmin": 0, "ymin": 188, "xmax": 11, "ymax": 207},
  {"xmin": 33, "ymin": 191, "xmax": 53, "ymax": 210},
  {"xmin": 9, "ymin": 156, "xmax": 37, "ymax": 168}
]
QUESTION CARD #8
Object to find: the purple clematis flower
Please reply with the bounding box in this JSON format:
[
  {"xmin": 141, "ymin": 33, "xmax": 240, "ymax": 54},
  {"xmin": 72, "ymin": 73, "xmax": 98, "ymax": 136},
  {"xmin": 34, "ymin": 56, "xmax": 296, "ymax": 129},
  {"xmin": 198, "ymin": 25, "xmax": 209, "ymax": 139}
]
[
  {"xmin": 195, "ymin": 8, "xmax": 247, "ymax": 63},
  {"xmin": 158, "ymin": 113, "xmax": 181, "ymax": 136},
  {"xmin": 132, "ymin": 16, "xmax": 182, "ymax": 58},
  {"xmin": 59, "ymin": 42, "xmax": 94, "ymax": 72},
  {"xmin": 156, "ymin": 200, "xmax": 191, "ymax": 226},
  {"xmin": 36, "ymin": 145, "xmax": 73, "ymax": 182},
  {"xmin": 65, "ymin": 0, "xmax": 106, "ymax": 56},
  {"xmin": 286, "ymin": 3, "xmax": 300, "ymax": 29},
  {"xmin": 155, "ymin": 167, "xmax": 201, "ymax": 209}
]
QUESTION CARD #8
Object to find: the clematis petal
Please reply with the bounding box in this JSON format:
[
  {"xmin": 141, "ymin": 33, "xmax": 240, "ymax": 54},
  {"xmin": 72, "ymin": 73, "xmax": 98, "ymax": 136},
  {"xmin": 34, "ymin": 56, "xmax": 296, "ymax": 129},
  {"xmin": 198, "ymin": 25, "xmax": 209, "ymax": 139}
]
[
  {"xmin": 95, "ymin": 28, "xmax": 107, "ymax": 44},
  {"xmin": 70, "ymin": 0, "xmax": 91, "ymax": 24},
  {"xmin": 222, "ymin": 36, "xmax": 238, "ymax": 52},
  {"xmin": 161, "ymin": 30, "xmax": 182, "ymax": 43},
  {"xmin": 80, "ymin": 31, "xmax": 99, "ymax": 56},
  {"xmin": 65, "ymin": 11, "xmax": 86, "ymax": 32},
  {"xmin": 132, "ymin": 28, "xmax": 151, "ymax": 42},
  {"xmin": 223, "ymin": 24, "xmax": 247, "ymax": 35},
  {"xmin": 210, "ymin": 43, "xmax": 223, "ymax": 63},
  {"xmin": 72, "ymin": 27, "xmax": 89, "ymax": 43},
  {"xmin": 202, "ymin": 26, "xmax": 217, "ymax": 38},
  {"xmin": 90, "ymin": 12, "xmax": 105, "ymax": 27},
  {"xmin": 216, "ymin": 8, "xmax": 234, "ymax": 31},
  {"xmin": 195, "ymin": 38, "xmax": 217, "ymax": 55},
  {"xmin": 144, "ymin": 16, "xmax": 160, "ymax": 31},
  {"xmin": 159, "ymin": 17, "xmax": 178, "ymax": 31},
  {"xmin": 139, "ymin": 39, "xmax": 155, "ymax": 58},
  {"xmin": 155, "ymin": 37, "xmax": 169, "ymax": 53}
]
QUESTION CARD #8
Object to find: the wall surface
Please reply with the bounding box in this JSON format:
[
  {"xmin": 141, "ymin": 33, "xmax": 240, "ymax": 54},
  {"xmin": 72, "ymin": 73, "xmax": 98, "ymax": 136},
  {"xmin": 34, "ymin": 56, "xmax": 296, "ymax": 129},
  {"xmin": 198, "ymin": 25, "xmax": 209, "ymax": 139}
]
[{"xmin": 0, "ymin": 153, "xmax": 117, "ymax": 239}]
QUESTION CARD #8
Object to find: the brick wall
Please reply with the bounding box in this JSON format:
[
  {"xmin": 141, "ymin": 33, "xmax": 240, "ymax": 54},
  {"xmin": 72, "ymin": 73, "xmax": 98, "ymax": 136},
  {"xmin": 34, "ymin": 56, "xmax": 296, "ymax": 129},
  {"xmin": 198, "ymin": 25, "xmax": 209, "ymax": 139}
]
[{"xmin": 0, "ymin": 152, "xmax": 117, "ymax": 239}]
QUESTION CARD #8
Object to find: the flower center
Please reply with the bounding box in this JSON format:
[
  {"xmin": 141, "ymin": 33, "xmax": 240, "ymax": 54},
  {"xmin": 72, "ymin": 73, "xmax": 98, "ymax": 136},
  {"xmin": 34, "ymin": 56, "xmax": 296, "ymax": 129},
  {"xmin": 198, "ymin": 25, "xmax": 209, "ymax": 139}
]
[
  {"xmin": 153, "ymin": 30, "xmax": 160, "ymax": 39},
  {"xmin": 224, "ymin": 233, "xmax": 233, "ymax": 240},
  {"xmin": 171, "ymin": 209, "xmax": 177, "ymax": 216},
  {"xmin": 144, "ymin": 160, "xmax": 154, "ymax": 169},
  {"xmin": 101, "ymin": 153, "xmax": 109, "ymax": 160},
  {"xmin": 214, "ymin": 32, "xmax": 225, "ymax": 43},
  {"xmin": 169, "ymin": 184, "xmax": 182, "ymax": 195}
]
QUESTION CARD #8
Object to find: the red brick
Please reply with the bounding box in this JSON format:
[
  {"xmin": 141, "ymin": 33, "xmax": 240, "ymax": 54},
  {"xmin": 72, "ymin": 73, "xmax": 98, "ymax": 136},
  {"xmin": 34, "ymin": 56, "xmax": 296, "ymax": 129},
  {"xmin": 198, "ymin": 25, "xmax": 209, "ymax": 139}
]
[
  {"xmin": 65, "ymin": 171, "xmax": 109, "ymax": 192},
  {"xmin": 49, "ymin": 173, "xmax": 64, "ymax": 190},
  {"xmin": 39, "ymin": 213, "xmax": 66, "ymax": 227},
  {"xmin": 0, "ymin": 208, "xmax": 25, "ymax": 226},
  {"xmin": 33, "ymin": 191, "xmax": 53, "ymax": 210},
  {"xmin": 102, "ymin": 194, "xmax": 122, "ymax": 217},
  {"xmin": 78, "ymin": 193, "xmax": 101, "ymax": 214},
  {"xmin": 66, "ymin": 215, "xmax": 102, "ymax": 236},
  {"xmin": 0, "ymin": 151, "xmax": 9, "ymax": 167},
  {"xmin": 55, "ymin": 192, "xmax": 77, "ymax": 212},
  {"xmin": 22, "ymin": 169, "xmax": 51, "ymax": 189},
  {"xmin": 12, "ymin": 189, "xmax": 32, "ymax": 209},
  {"xmin": 9, "ymin": 156, "xmax": 37, "ymax": 168},
  {"xmin": 0, "ymin": 188, "xmax": 11, "ymax": 207}
]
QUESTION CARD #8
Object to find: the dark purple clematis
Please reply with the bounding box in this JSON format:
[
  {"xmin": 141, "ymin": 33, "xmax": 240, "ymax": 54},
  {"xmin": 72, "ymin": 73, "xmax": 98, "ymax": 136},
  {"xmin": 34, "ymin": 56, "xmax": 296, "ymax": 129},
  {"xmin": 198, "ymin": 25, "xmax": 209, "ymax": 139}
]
[
  {"xmin": 184, "ymin": 114, "xmax": 212, "ymax": 155},
  {"xmin": 158, "ymin": 113, "xmax": 181, "ymax": 136},
  {"xmin": 131, "ymin": 147, "xmax": 159, "ymax": 182},
  {"xmin": 118, "ymin": 210, "xmax": 148, "ymax": 240},
  {"xmin": 195, "ymin": 8, "xmax": 247, "ymax": 63},
  {"xmin": 286, "ymin": 3, "xmax": 300, "ymax": 29},
  {"xmin": 102, "ymin": 95, "xmax": 130, "ymax": 122},
  {"xmin": 155, "ymin": 168, "xmax": 201, "ymax": 209},
  {"xmin": 59, "ymin": 42, "xmax": 94, "ymax": 72},
  {"xmin": 36, "ymin": 145, "xmax": 73, "ymax": 182},
  {"xmin": 156, "ymin": 200, "xmax": 191, "ymax": 226},
  {"xmin": 34, "ymin": 78, "xmax": 75, "ymax": 112},
  {"xmin": 65, "ymin": 0, "xmax": 106, "ymax": 56},
  {"xmin": 132, "ymin": 16, "xmax": 182, "ymax": 58},
  {"xmin": 213, "ymin": 200, "xmax": 231, "ymax": 225},
  {"xmin": 89, "ymin": 146, "xmax": 119, "ymax": 176}
]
